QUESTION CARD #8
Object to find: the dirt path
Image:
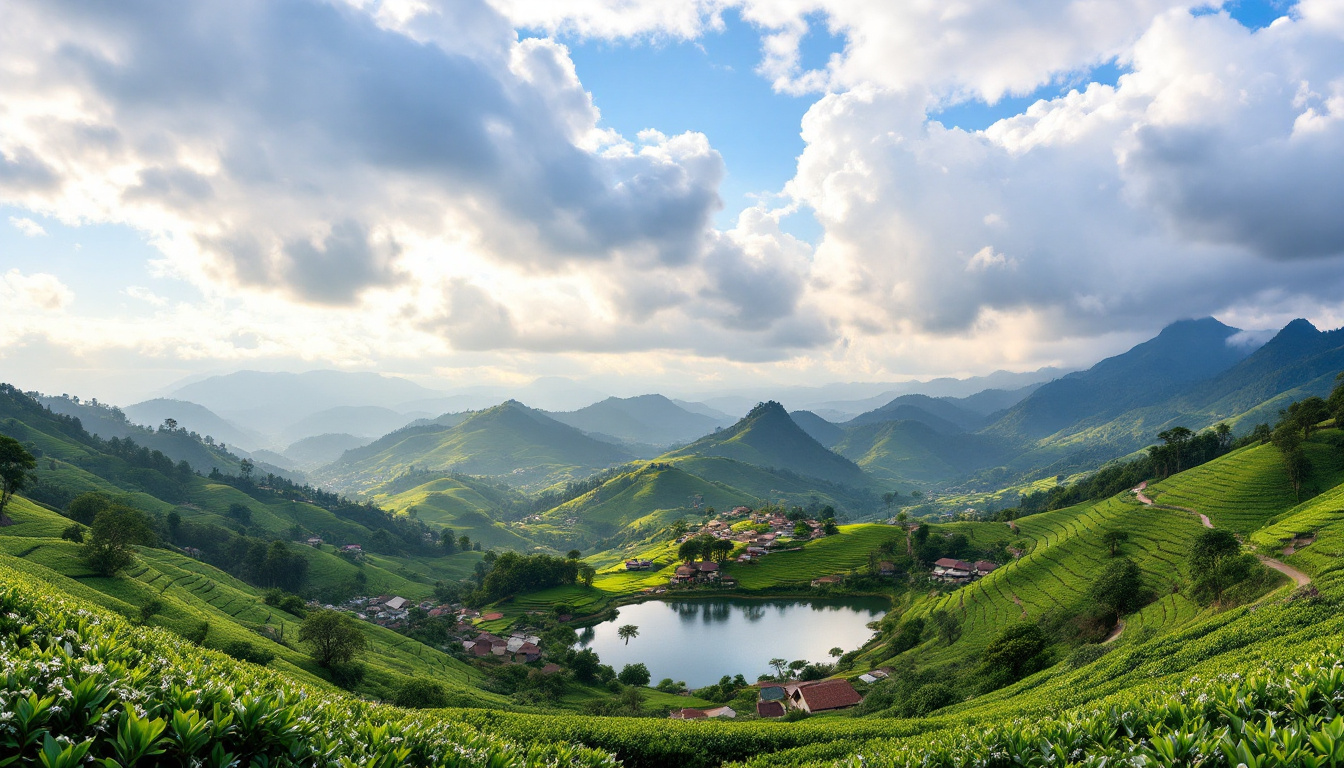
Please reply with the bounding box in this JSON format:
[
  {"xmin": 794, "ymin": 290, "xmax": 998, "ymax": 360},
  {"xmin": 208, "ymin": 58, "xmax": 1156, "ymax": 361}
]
[
  {"xmin": 1131, "ymin": 483, "xmax": 1308, "ymax": 587},
  {"xmin": 1258, "ymin": 555, "xmax": 1311, "ymax": 587},
  {"xmin": 1010, "ymin": 593, "xmax": 1027, "ymax": 619},
  {"xmin": 1102, "ymin": 620, "xmax": 1125, "ymax": 644}
]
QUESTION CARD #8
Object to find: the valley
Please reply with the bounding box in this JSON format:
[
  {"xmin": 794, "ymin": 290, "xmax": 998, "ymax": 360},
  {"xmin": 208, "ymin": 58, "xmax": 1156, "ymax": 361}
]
[{"xmin": 4, "ymin": 317, "xmax": 1344, "ymax": 767}]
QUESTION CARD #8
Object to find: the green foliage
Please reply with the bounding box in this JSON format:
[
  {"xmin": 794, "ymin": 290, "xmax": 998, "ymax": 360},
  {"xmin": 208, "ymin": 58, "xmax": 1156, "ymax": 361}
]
[
  {"xmin": 81, "ymin": 504, "xmax": 156, "ymax": 576},
  {"xmin": 888, "ymin": 617, "xmax": 926, "ymax": 656},
  {"xmin": 0, "ymin": 563, "xmax": 617, "ymax": 768},
  {"xmin": 1087, "ymin": 557, "xmax": 1147, "ymax": 619},
  {"xmin": 65, "ymin": 491, "xmax": 110, "ymax": 525},
  {"xmin": 617, "ymin": 663, "xmax": 651, "ymax": 687},
  {"xmin": 0, "ymin": 434, "xmax": 36, "ymax": 523},
  {"xmin": 393, "ymin": 678, "xmax": 450, "ymax": 709},
  {"xmin": 219, "ymin": 639, "xmax": 276, "ymax": 665},
  {"xmin": 480, "ymin": 551, "xmax": 579, "ymax": 601},
  {"xmin": 59, "ymin": 523, "xmax": 84, "ymax": 543},
  {"xmin": 977, "ymin": 622, "xmax": 1052, "ymax": 692},
  {"xmin": 298, "ymin": 609, "xmax": 368, "ymax": 669}
]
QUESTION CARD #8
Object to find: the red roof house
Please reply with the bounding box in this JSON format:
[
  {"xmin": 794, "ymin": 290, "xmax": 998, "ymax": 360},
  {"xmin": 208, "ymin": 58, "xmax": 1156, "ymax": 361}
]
[
  {"xmin": 756, "ymin": 700, "xmax": 786, "ymax": 718},
  {"xmin": 790, "ymin": 679, "xmax": 863, "ymax": 713}
]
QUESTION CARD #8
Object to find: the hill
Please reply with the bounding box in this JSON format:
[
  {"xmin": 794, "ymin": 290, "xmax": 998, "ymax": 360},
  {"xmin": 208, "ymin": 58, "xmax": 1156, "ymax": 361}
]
[
  {"xmin": 548, "ymin": 394, "xmax": 730, "ymax": 447},
  {"xmin": 661, "ymin": 401, "xmax": 872, "ymax": 488},
  {"xmin": 123, "ymin": 397, "xmax": 263, "ymax": 450},
  {"xmin": 284, "ymin": 432, "xmax": 372, "ymax": 466},
  {"xmin": 543, "ymin": 462, "xmax": 753, "ymax": 540},
  {"xmin": 317, "ymin": 400, "xmax": 635, "ymax": 493},
  {"xmin": 789, "ymin": 409, "xmax": 845, "ymax": 446},
  {"xmin": 282, "ymin": 404, "xmax": 421, "ymax": 443},
  {"xmin": 832, "ymin": 420, "xmax": 1013, "ymax": 486},
  {"xmin": 845, "ymin": 396, "xmax": 981, "ymax": 434}
]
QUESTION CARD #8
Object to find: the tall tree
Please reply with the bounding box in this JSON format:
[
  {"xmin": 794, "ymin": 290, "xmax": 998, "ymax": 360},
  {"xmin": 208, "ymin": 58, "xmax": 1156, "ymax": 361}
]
[
  {"xmin": 81, "ymin": 505, "xmax": 157, "ymax": 576},
  {"xmin": 1101, "ymin": 530, "xmax": 1130, "ymax": 557},
  {"xmin": 0, "ymin": 436, "xmax": 36, "ymax": 526},
  {"xmin": 617, "ymin": 624, "xmax": 639, "ymax": 645},
  {"xmin": 1088, "ymin": 557, "xmax": 1145, "ymax": 621}
]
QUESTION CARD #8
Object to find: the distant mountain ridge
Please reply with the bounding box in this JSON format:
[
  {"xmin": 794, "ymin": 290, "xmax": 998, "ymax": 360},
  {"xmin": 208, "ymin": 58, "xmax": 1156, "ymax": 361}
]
[
  {"xmin": 316, "ymin": 400, "xmax": 634, "ymax": 493},
  {"xmin": 548, "ymin": 394, "xmax": 731, "ymax": 447}
]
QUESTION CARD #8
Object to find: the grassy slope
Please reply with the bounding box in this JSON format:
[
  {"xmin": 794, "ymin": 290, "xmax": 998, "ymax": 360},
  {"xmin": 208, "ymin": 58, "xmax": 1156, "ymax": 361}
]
[
  {"xmin": 1147, "ymin": 434, "xmax": 1344, "ymax": 533},
  {"xmin": 546, "ymin": 463, "xmax": 752, "ymax": 533},
  {"xmin": 0, "ymin": 496, "xmax": 497, "ymax": 700},
  {"xmin": 372, "ymin": 475, "xmax": 539, "ymax": 549}
]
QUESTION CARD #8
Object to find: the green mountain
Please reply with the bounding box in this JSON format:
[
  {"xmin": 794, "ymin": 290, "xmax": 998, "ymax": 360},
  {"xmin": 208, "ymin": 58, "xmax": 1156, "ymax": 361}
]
[
  {"xmin": 548, "ymin": 394, "xmax": 730, "ymax": 447},
  {"xmin": 318, "ymin": 400, "xmax": 634, "ymax": 493},
  {"xmin": 283, "ymin": 432, "xmax": 372, "ymax": 467},
  {"xmin": 832, "ymin": 420, "xmax": 1013, "ymax": 486},
  {"xmin": 123, "ymin": 397, "xmax": 262, "ymax": 450},
  {"xmin": 661, "ymin": 401, "xmax": 872, "ymax": 488},
  {"xmin": 789, "ymin": 409, "xmax": 845, "ymax": 446},
  {"xmin": 844, "ymin": 394, "xmax": 984, "ymax": 434},
  {"xmin": 987, "ymin": 317, "xmax": 1251, "ymax": 442},
  {"xmin": 544, "ymin": 462, "xmax": 752, "ymax": 539}
]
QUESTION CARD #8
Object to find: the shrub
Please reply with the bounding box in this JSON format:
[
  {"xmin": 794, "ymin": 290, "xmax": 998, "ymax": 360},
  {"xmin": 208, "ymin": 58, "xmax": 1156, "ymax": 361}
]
[
  {"xmin": 394, "ymin": 678, "xmax": 451, "ymax": 709},
  {"xmin": 220, "ymin": 639, "xmax": 276, "ymax": 666}
]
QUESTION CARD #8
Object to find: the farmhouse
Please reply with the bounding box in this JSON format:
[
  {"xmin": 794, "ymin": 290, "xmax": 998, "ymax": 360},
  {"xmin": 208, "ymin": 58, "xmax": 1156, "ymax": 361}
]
[
  {"xmin": 811, "ymin": 574, "xmax": 845, "ymax": 588},
  {"xmin": 787, "ymin": 679, "xmax": 863, "ymax": 713},
  {"xmin": 624, "ymin": 559, "xmax": 653, "ymax": 571},
  {"xmin": 756, "ymin": 700, "xmax": 786, "ymax": 718},
  {"xmin": 931, "ymin": 558, "xmax": 975, "ymax": 583}
]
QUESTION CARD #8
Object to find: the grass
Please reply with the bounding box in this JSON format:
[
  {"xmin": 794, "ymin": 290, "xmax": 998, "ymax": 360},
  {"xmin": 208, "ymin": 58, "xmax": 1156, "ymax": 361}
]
[{"xmin": 1148, "ymin": 436, "xmax": 1344, "ymax": 533}]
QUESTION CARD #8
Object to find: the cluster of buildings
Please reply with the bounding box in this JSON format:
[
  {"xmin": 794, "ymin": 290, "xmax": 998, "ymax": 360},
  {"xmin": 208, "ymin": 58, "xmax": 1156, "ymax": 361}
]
[
  {"xmin": 462, "ymin": 631, "xmax": 543, "ymax": 663},
  {"xmin": 931, "ymin": 558, "xmax": 998, "ymax": 584},
  {"xmin": 322, "ymin": 594, "xmax": 471, "ymax": 630},
  {"xmin": 671, "ymin": 677, "xmax": 865, "ymax": 720},
  {"xmin": 670, "ymin": 560, "xmax": 737, "ymax": 587}
]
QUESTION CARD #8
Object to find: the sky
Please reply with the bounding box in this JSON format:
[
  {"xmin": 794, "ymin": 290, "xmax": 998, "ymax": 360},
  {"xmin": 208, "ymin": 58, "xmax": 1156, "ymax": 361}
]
[{"xmin": 2, "ymin": 0, "xmax": 1343, "ymax": 405}]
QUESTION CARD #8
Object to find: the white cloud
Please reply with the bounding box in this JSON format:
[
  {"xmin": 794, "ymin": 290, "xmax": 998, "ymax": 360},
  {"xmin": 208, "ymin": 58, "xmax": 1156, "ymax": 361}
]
[
  {"xmin": 8, "ymin": 216, "xmax": 45, "ymax": 237},
  {"xmin": 0, "ymin": 269, "xmax": 72, "ymax": 310}
]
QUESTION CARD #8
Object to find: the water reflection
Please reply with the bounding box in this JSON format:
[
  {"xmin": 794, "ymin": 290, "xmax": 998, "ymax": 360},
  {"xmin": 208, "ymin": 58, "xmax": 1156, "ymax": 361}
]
[{"xmin": 575, "ymin": 597, "xmax": 887, "ymax": 688}]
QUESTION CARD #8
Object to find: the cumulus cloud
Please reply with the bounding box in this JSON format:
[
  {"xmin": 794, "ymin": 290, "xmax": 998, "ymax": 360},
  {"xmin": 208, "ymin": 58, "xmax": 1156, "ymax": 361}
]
[
  {"xmin": 0, "ymin": 270, "xmax": 72, "ymax": 310},
  {"xmin": 8, "ymin": 216, "xmax": 45, "ymax": 237}
]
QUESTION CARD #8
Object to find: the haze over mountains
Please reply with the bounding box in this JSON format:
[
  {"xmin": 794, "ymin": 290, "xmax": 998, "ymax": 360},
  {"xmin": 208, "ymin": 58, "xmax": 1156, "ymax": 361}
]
[{"xmin": 37, "ymin": 316, "xmax": 1344, "ymax": 534}]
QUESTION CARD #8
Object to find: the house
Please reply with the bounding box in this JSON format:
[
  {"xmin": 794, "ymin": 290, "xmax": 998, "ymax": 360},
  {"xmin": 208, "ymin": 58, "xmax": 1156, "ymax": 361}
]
[
  {"xmin": 671, "ymin": 564, "xmax": 698, "ymax": 583},
  {"xmin": 758, "ymin": 686, "xmax": 786, "ymax": 702},
  {"xmin": 974, "ymin": 561, "xmax": 998, "ymax": 576},
  {"xmin": 384, "ymin": 596, "xmax": 408, "ymax": 611},
  {"xmin": 513, "ymin": 643, "xmax": 541, "ymax": 663},
  {"xmin": 670, "ymin": 708, "xmax": 707, "ymax": 720},
  {"xmin": 756, "ymin": 700, "xmax": 786, "ymax": 718},
  {"xmin": 624, "ymin": 559, "xmax": 653, "ymax": 571},
  {"xmin": 789, "ymin": 679, "xmax": 863, "ymax": 713},
  {"xmin": 811, "ymin": 575, "xmax": 845, "ymax": 588},
  {"xmin": 697, "ymin": 561, "xmax": 720, "ymax": 579},
  {"xmin": 305, "ymin": 537, "xmax": 323, "ymax": 547},
  {"xmin": 702, "ymin": 706, "xmax": 736, "ymax": 718},
  {"xmin": 932, "ymin": 558, "xmax": 975, "ymax": 583},
  {"xmin": 877, "ymin": 561, "xmax": 896, "ymax": 576}
]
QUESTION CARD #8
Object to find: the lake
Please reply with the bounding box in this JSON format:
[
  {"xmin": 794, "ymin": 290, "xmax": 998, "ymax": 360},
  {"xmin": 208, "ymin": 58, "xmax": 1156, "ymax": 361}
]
[{"xmin": 575, "ymin": 596, "xmax": 888, "ymax": 688}]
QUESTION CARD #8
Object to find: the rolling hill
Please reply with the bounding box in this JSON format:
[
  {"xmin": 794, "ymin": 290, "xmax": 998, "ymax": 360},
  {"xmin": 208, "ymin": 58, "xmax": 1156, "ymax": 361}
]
[{"xmin": 317, "ymin": 400, "xmax": 635, "ymax": 493}]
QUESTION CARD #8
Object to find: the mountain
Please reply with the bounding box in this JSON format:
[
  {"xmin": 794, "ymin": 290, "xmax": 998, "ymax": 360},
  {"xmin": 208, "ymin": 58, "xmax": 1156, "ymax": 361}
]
[
  {"xmin": 661, "ymin": 401, "xmax": 871, "ymax": 488},
  {"xmin": 317, "ymin": 400, "xmax": 634, "ymax": 493},
  {"xmin": 670, "ymin": 399, "xmax": 736, "ymax": 421},
  {"xmin": 845, "ymin": 394, "xmax": 989, "ymax": 433},
  {"xmin": 282, "ymin": 432, "xmax": 371, "ymax": 467},
  {"xmin": 544, "ymin": 462, "xmax": 753, "ymax": 539},
  {"xmin": 122, "ymin": 398, "xmax": 263, "ymax": 450},
  {"xmin": 548, "ymin": 394, "xmax": 730, "ymax": 447},
  {"xmin": 832, "ymin": 419, "xmax": 1013, "ymax": 486},
  {"xmin": 789, "ymin": 409, "xmax": 845, "ymax": 446},
  {"xmin": 988, "ymin": 317, "xmax": 1253, "ymax": 442},
  {"xmin": 281, "ymin": 405, "xmax": 422, "ymax": 443}
]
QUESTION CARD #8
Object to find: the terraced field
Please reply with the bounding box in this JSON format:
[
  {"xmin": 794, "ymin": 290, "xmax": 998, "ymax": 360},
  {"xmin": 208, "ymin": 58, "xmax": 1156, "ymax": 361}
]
[
  {"xmin": 910, "ymin": 495, "xmax": 1207, "ymax": 662},
  {"xmin": 728, "ymin": 524, "xmax": 909, "ymax": 589},
  {"xmin": 1148, "ymin": 438, "xmax": 1344, "ymax": 533}
]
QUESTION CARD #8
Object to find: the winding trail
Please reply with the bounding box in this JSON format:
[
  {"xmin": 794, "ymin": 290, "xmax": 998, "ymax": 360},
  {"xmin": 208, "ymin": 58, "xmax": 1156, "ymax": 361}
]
[
  {"xmin": 1010, "ymin": 593, "xmax": 1028, "ymax": 619},
  {"xmin": 1102, "ymin": 620, "xmax": 1125, "ymax": 644},
  {"xmin": 1130, "ymin": 482, "xmax": 1310, "ymax": 589}
]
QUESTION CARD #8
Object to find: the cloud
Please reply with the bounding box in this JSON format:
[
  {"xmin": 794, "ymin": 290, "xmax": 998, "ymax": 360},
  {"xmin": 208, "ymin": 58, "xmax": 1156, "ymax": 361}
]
[
  {"xmin": 0, "ymin": 269, "xmax": 72, "ymax": 310},
  {"xmin": 8, "ymin": 216, "xmax": 45, "ymax": 237}
]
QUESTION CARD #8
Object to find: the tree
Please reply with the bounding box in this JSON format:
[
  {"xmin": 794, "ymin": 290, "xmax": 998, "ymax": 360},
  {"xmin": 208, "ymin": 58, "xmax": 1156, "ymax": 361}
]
[
  {"xmin": 929, "ymin": 609, "xmax": 962, "ymax": 645},
  {"xmin": 709, "ymin": 538, "xmax": 734, "ymax": 563},
  {"xmin": 1157, "ymin": 426, "xmax": 1194, "ymax": 473},
  {"xmin": 67, "ymin": 492, "xmax": 110, "ymax": 525},
  {"xmin": 239, "ymin": 458, "xmax": 254, "ymax": 481},
  {"xmin": 1271, "ymin": 424, "xmax": 1310, "ymax": 501},
  {"xmin": 617, "ymin": 663, "xmax": 651, "ymax": 687},
  {"xmin": 619, "ymin": 684, "xmax": 646, "ymax": 713},
  {"xmin": 567, "ymin": 549, "xmax": 582, "ymax": 560},
  {"xmin": 788, "ymin": 660, "xmax": 808, "ymax": 678},
  {"xmin": 458, "ymin": 534, "xmax": 471, "ymax": 551},
  {"xmin": 440, "ymin": 528, "xmax": 457, "ymax": 554},
  {"xmin": 1285, "ymin": 397, "xmax": 1330, "ymax": 439},
  {"xmin": 888, "ymin": 617, "xmax": 926, "ymax": 655},
  {"xmin": 793, "ymin": 520, "xmax": 811, "ymax": 538},
  {"xmin": 769, "ymin": 658, "xmax": 789, "ymax": 678},
  {"xmin": 1087, "ymin": 557, "xmax": 1145, "ymax": 621},
  {"xmin": 977, "ymin": 623, "xmax": 1050, "ymax": 690},
  {"xmin": 828, "ymin": 647, "xmax": 843, "ymax": 658},
  {"xmin": 61, "ymin": 523, "xmax": 84, "ymax": 543},
  {"xmin": 1214, "ymin": 422, "xmax": 1233, "ymax": 451},
  {"xmin": 81, "ymin": 505, "xmax": 157, "ymax": 576},
  {"xmin": 0, "ymin": 436, "xmax": 36, "ymax": 526},
  {"xmin": 678, "ymin": 537, "xmax": 705, "ymax": 563},
  {"xmin": 227, "ymin": 503, "xmax": 252, "ymax": 525},
  {"xmin": 579, "ymin": 564, "xmax": 596, "ymax": 587},
  {"xmin": 1101, "ymin": 530, "xmax": 1130, "ymax": 557},
  {"xmin": 299, "ymin": 610, "xmax": 367, "ymax": 668},
  {"xmin": 617, "ymin": 624, "xmax": 639, "ymax": 645},
  {"xmin": 1187, "ymin": 528, "xmax": 1248, "ymax": 605},
  {"xmin": 161, "ymin": 418, "xmax": 178, "ymax": 431},
  {"xmin": 823, "ymin": 519, "xmax": 839, "ymax": 535}
]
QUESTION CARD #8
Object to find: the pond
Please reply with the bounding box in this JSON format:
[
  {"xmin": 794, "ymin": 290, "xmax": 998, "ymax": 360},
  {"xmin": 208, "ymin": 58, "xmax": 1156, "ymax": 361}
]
[{"xmin": 575, "ymin": 597, "xmax": 888, "ymax": 688}]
